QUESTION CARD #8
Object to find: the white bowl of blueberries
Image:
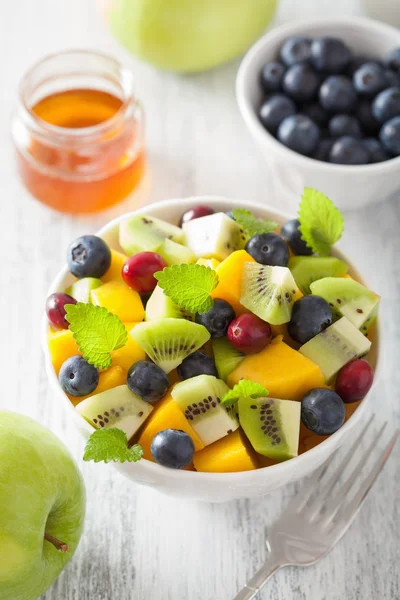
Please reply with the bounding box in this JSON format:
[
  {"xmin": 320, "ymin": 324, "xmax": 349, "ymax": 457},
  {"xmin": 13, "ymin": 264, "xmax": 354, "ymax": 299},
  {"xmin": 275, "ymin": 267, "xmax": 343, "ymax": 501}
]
[{"xmin": 236, "ymin": 17, "xmax": 400, "ymax": 211}]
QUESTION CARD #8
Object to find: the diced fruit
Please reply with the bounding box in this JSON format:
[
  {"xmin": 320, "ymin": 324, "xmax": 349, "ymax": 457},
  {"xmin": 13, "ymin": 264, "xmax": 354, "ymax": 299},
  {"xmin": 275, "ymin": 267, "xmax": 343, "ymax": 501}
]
[
  {"xmin": 289, "ymin": 256, "xmax": 348, "ymax": 295},
  {"xmin": 196, "ymin": 299, "xmax": 235, "ymax": 338},
  {"xmin": 310, "ymin": 277, "xmax": 380, "ymax": 331},
  {"xmin": 172, "ymin": 375, "xmax": 239, "ymax": 446},
  {"xmin": 69, "ymin": 365, "xmax": 126, "ymax": 406},
  {"xmin": 66, "ymin": 278, "xmax": 102, "ymax": 303},
  {"xmin": 212, "ymin": 337, "xmax": 244, "ymax": 381},
  {"xmin": 145, "ymin": 285, "xmax": 194, "ymax": 321},
  {"xmin": 228, "ymin": 338, "xmax": 325, "ymax": 401},
  {"xmin": 77, "ymin": 384, "xmax": 153, "ymax": 440},
  {"xmin": 157, "ymin": 239, "xmax": 196, "ymax": 265},
  {"xmin": 137, "ymin": 390, "xmax": 204, "ymax": 461},
  {"xmin": 151, "ymin": 429, "xmax": 195, "ymax": 469},
  {"xmin": 127, "ymin": 360, "xmax": 169, "ymax": 403},
  {"xmin": 101, "ymin": 249, "xmax": 129, "ymax": 283},
  {"xmin": 111, "ymin": 323, "xmax": 146, "ymax": 371},
  {"xmin": 238, "ymin": 396, "xmax": 301, "ymax": 461},
  {"xmin": 280, "ymin": 219, "xmax": 313, "ymax": 256},
  {"xmin": 240, "ymin": 263, "xmax": 299, "ymax": 325},
  {"xmin": 301, "ymin": 388, "xmax": 345, "ymax": 435},
  {"xmin": 179, "ymin": 205, "xmax": 215, "ymax": 226},
  {"xmin": 182, "ymin": 212, "xmax": 246, "ymax": 261},
  {"xmin": 335, "ymin": 359, "xmax": 374, "ymax": 403},
  {"xmin": 193, "ymin": 430, "xmax": 258, "ymax": 473},
  {"xmin": 130, "ymin": 318, "xmax": 210, "ymax": 373},
  {"xmin": 122, "ymin": 252, "xmax": 167, "ymax": 293},
  {"xmin": 227, "ymin": 313, "xmax": 272, "ymax": 354},
  {"xmin": 177, "ymin": 352, "xmax": 217, "ymax": 380},
  {"xmin": 196, "ymin": 257, "xmax": 220, "ymax": 269},
  {"xmin": 245, "ymin": 233, "xmax": 289, "ymax": 266},
  {"xmin": 119, "ymin": 214, "xmax": 184, "ymax": 256},
  {"xmin": 59, "ymin": 356, "xmax": 99, "ymax": 397},
  {"xmin": 46, "ymin": 292, "xmax": 77, "ymax": 329},
  {"xmin": 211, "ymin": 250, "xmax": 255, "ymax": 315},
  {"xmin": 288, "ymin": 296, "xmax": 332, "ymax": 344},
  {"xmin": 299, "ymin": 317, "xmax": 372, "ymax": 382},
  {"xmin": 91, "ymin": 281, "xmax": 144, "ymax": 323},
  {"xmin": 67, "ymin": 235, "xmax": 111, "ymax": 278},
  {"xmin": 48, "ymin": 329, "xmax": 80, "ymax": 374}
]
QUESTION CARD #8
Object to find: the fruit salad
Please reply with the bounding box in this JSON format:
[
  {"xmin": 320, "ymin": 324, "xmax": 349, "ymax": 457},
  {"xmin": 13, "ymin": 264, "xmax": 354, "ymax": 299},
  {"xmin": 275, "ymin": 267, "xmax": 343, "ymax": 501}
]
[{"xmin": 46, "ymin": 189, "xmax": 379, "ymax": 473}]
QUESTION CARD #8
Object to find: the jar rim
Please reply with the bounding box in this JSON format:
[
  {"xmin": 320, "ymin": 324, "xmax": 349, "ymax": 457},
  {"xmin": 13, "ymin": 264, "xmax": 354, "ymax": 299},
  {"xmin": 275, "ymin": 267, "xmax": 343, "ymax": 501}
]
[{"xmin": 18, "ymin": 48, "xmax": 135, "ymax": 141}]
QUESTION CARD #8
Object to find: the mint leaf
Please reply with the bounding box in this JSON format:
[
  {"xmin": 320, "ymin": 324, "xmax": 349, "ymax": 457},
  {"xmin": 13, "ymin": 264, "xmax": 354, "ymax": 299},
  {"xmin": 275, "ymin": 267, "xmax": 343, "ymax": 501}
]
[
  {"xmin": 83, "ymin": 428, "xmax": 143, "ymax": 463},
  {"xmin": 66, "ymin": 303, "xmax": 127, "ymax": 370},
  {"xmin": 155, "ymin": 263, "xmax": 219, "ymax": 314},
  {"xmin": 221, "ymin": 380, "xmax": 269, "ymax": 407},
  {"xmin": 298, "ymin": 188, "xmax": 344, "ymax": 256},
  {"xmin": 232, "ymin": 209, "xmax": 278, "ymax": 237}
]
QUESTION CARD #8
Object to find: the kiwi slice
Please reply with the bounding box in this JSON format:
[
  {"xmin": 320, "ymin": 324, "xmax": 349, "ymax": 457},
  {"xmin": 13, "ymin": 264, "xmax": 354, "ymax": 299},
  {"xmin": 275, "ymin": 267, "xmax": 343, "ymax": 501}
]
[
  {"xmin": 76, "ymin": 385, "xmax": 153, "ymax": 440},
  {"xmin": 289, "ymin": 256, "xmax": 348, "ymax": 295},
  {"xmin": 157, "ymin": 238, "xmax": 196, "ymax": 265},
  {"xmin": 238, "ymin": 396, "xmax": 300, "ymax": 461},
  {"xmin": 240, "ymin": 263, "xmax": 299, "ymax": 325},
  {"xmin": 300, "ymin": 317, "xmax": 372, "ymax": 382},
  {"xmin": 182, "ymin": 212, "xmax": 247, "ymax": 261},
  {"xmin": 172, "ymin": 374, "xmax": 239, "ymax": 446},
  {"xmin": 145, "ymin": 285, "xmax": 194, "ymax": 321},
  {"xmin": 310, "ymin": 277, "xmax": 380, "ymax": 331},
  {"xmin": 130, "ymin": 318, "xmax": 210, "ymax": 373},
  {"xmin": 66, "ymin": 277, "xmax": 102, "ymax": 303},
  {"xmin": 212, "ymin": 337, "xmax": 244, "ymax": 381},
  {"xmin": 119, "ymin": 214, "xmax": 185, "ymax": 255}
]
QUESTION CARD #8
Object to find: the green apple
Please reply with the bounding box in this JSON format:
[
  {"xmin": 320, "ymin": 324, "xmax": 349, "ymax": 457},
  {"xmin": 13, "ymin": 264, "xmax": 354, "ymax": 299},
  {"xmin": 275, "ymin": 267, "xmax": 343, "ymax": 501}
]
[
  {"xmin": 0, "ymin": 411, "xmax": 86, "ymax": 600},
  {"xmin": 102, "ymin": 0, "xmax": 278, "ymax": 73}
]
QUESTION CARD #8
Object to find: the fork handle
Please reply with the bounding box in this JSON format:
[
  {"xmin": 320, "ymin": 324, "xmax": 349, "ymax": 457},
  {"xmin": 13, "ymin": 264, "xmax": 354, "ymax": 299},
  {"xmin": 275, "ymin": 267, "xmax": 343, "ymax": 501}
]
[{"xmin": 233, "ymin": 558, "xmax": 282, "ymax": 600}]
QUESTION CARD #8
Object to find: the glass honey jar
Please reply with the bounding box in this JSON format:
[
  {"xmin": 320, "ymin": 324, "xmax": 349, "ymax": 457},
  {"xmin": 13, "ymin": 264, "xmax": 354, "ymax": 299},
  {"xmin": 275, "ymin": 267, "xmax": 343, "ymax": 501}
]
[{"xmin": 12, "ymin": 50, "xmax": 145, "ymax": 214}]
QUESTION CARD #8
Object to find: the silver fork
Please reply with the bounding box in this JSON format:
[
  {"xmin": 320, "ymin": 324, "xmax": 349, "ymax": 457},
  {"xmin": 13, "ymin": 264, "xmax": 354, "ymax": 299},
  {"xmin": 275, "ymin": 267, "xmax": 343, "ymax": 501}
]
[{"xmin": 233, "ymin": 416, "xmax": 398, "ymax": 600}]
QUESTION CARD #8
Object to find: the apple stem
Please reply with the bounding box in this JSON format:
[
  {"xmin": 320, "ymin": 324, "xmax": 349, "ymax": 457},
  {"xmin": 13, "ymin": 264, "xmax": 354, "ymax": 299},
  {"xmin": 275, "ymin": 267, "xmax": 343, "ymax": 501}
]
[{"xmin": 44, "ymin": 533, "xmax": 69, "ymax": 553}]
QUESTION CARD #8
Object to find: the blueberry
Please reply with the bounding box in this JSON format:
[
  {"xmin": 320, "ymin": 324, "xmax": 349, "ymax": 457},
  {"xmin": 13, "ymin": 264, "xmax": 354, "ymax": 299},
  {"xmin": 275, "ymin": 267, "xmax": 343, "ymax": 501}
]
[
  {"xmin": 196, "ymin": 299, "xmax": 235, "ymax": 338},
  {"xmin": 127, "ymin": 360, "xmax": 169, "ymax": 403},
  {"xmin": 319, "ymin": 76, "xmax": 357, "ymax": 113},
  {"xmin": 301, "ymin": 388, "xmax": 345, "ymax": 436},
  {"xmin": 385, "ymin": 48, "xmax": 400, "ymax": 73},
  {"xmin": 379, "ymin": 116, "xmax": 400, "ymax": 155},
  {"xmin": 59, "ymin": 355, "xmax": 99, "ymax": 397},
  {"xmin": 67, "ymin": 235, "xmax": 111, "ymax": 279},
  {"xmin": 313, "ymin": 138, "xmax": 335, "ymax": 162},
  {"xmin": 280, "ymin": 36, "xmax": 312, "ymax": 67},
  {"xmin": 357, "ymin": 99, "xmax": 380, "ymax": 134},
  {"xmin": 288, "ymin": 296, "xmax": 332, "ymax": 344},
  {"xmin": 310, "ymin": 37, "xmax": 351, "ymax": 74},
  {"xmin": 277, "ymin": 114, "xmax": 320, "ymax": 156},
  {"xmin": 353, "ymin": 62, "xmax": 388, "ymax": 97},
  {"xmin": 245, "ymin": 232, "xmax": 289, "ymax": 266},
  {"xmin": 177, "ymin": 351, "xmax": 217, "ymax": 380},
  {"xmin": 300, "ymin": 102, "xmax": 329, "ymax": 127},
  {"xmin": 280, "ymin": 219, "xmax": 313, "ymax": 256},
  {"xmin": 151, "ymin": 429, "xmax": 195, "ymax": 469},
  {"xmin": 372, "ymin": 87, "xmax": 400, "ymax": 124},
  {"xmin": 346, "ymin": 55, "xmax": 376, "ymax": 77},
  {"xmin": 328, "ymin": 114, "xmax": 362, "ymax": 139},
  {"xmin": 385, "ymin": 70, "xmax": 400, "ymax": 87},
  {"xmin": 329, "ymin": 136, "xmax": 370, "ymax": 165},
  {"xmin": 282, "ymin": 64, "xmax": 320, "ymax": 103},
  {"xmin": 258, "ymin": 94, "xmax": 296, "ymax": 134},
  {"xmin": 260, "ymin": 62, "xmax": 285, "ymax": 93},
  {"xmin": 362, "ymin": 138, "xmax": 390, "ymax": 163}
]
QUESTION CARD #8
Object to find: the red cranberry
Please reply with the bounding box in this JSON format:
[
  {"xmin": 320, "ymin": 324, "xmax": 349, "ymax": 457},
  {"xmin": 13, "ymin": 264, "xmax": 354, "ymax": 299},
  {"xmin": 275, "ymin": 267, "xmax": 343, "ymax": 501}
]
[
  {"xmin": 122, "ymin": 252, "xmax": 167, "ymax": 293},
  {"xmin": 227, "ymin": 313, "xmax": 272, "ymax": 354},
  {"xmin": 335, "ymin": 359, "xmax": 374, "ymax": 403},
  {"xmin": 179, "ymin": 205, "xmax": 215, "ymax": 227},
  {"xmin": 46, "ymin": 292, "xmax": 77, "ymax": 329}
]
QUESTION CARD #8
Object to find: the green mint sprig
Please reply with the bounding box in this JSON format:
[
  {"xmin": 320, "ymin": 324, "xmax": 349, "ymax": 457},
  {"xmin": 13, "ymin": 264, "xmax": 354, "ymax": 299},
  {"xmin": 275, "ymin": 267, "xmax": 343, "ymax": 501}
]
[
  {"xmin": 83, "ymin": 428, "xmax": 143, "ymax": 463},
  {"xmin": 232, "ymin": 209, "xmax": 278, "ymax": 237},
  {"xmin": 155, "ymin": 263, "xmax": 219, "ymax": 314},
  {"xmin": 221, "ymin": 380, "xmax": 269, "ymax": 407},
  {"xmin": 66, "ymin": 303, "xmax": 128, "ymax": 370},
  {"xmin": 298, "ymin": 188, "xmax": 344, "ymax": 256}
]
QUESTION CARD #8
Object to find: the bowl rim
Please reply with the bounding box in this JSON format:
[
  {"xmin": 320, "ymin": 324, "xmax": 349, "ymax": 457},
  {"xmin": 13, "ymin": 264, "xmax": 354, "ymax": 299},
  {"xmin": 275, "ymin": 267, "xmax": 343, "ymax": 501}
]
[
  {"xmin": 42, "ymin": 195, "xmax": 381, "ymax": 484},
  {"xmin": 236, "ymin": 15, "xmax": 400, "ymax": 174}
]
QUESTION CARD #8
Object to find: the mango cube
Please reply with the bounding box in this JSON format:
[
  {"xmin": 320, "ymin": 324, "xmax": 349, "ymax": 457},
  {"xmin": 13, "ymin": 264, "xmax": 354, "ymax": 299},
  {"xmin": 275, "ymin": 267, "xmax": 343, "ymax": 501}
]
[
  {"xmin": 211, "ymin": 250, "xmax": 255, "ymax": 315},
  {"xmin": 48, "ymin": 329, "xmax": 80, "ymax": 374},
  {"xmin": 70, "ymin": 365, "xmax": 126, "ymax": 406},
  {"xmin": 111, "ymin": 322, "xmax": 146, "ymax": 371},
  {"xmin": 102, "ymin": 249, "xmax": 129, "ymax": 283},
  {"xmin": 193, "ymin": 430, "xmax": 258, "ymax": 473},
  {"xmin": 91, "ymin": 281, "xmax": 144, "ymax": 323}
]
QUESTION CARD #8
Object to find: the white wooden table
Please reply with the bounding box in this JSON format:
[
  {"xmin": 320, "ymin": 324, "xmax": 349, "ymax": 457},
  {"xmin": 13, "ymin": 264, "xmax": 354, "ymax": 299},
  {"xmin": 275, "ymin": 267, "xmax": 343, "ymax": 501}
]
[{"xmin": 1, "ymin": 1, "xmax": 399, "ymax": 598}]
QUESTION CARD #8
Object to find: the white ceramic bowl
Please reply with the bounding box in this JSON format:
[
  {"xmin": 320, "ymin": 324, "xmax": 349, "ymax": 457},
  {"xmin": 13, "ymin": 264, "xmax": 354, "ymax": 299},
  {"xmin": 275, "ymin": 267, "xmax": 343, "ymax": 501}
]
[
  {"xmin": 236, "ymin": 17, "xmax": 400, "ymax": 212},
  {"xmin": 42, "ymin": 197, "xmax": 381, "ymax": 502}
]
